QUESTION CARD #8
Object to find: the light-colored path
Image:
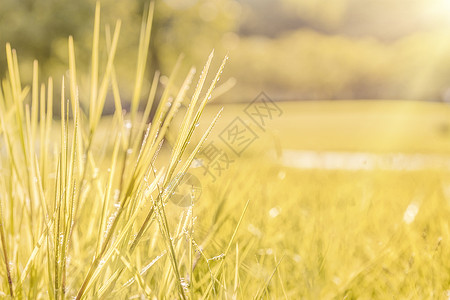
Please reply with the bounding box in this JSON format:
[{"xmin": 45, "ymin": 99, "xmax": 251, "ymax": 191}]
[{"xmin": 281, "ymin": 150, "xmax": 450, "ymax": 171}]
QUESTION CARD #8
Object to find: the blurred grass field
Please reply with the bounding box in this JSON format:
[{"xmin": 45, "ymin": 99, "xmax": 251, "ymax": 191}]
[
  {"xmin": 199, "ymin": 100, "xmax": 450, "ymax": 154},
  {"xmin": 172, "ymin": 100, "xmax": 450, "ymax": 298},
  {"xmin": 101, "ymin": 98, "xmax": 450, "ymax": 297},
  {"xmin": 193, "ymin": 160, "xmax": 450, "ymax": 298}
]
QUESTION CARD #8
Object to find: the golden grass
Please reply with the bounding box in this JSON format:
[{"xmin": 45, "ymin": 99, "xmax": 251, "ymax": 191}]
[
  {"xmin": 0, "ymin": 2, "xmax": 234, "ymax": 299},
  {"xmin": 198, "ymin": 100, "xmax": 450, "ymax": 155},
  {"xmin": 1, "ymin": 2, "xmax": 450, "ymax": 299},
  {"xmin": 190, "ymin": 157, "xmax": 450, "ymax": 298}
]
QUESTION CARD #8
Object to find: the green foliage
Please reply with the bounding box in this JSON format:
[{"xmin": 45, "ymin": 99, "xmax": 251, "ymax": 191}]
[
  {"xmin": 0, "ymin": 0, "xmax": 239, "ymax": 105},
  {"xmin": 4, "ymin": 0, "xmax": 450, "ymax": 103}
]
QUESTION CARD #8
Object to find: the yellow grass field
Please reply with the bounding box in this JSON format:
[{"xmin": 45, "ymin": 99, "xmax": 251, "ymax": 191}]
[
  {"xmin": 38, "ymin": 99, "xmax": 450, "ymax": 298},
  {"xmin": 3, "ymin": 24, "xmax": 450, "ymax": 295},
  {"xmin": 200, "ymin": 99, "xmax": 450, "ymax": 154},
  {"xmin": 175, "ymin": 100, "xmax": 450, "ymax": 298}
]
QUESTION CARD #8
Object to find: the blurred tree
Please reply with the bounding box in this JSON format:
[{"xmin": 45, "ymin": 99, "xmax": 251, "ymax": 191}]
[
  {"xmin": 149, "ymin": 0, "xmax": 240, "ymax": 74},
  {"xmin": 0, "ymin": 0, "xmax": 240, "ymax": 104}
]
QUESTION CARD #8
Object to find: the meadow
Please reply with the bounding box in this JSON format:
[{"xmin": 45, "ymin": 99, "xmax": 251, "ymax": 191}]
[
  {"xmin": 1, "ymin": 2, "xmax": 450, "ymax": 299},
  {"xmin": 193, "ymin": 160, "xmax": 450, "ymax": 298},
  {"xmin": 187, "ymin": 100, "xmax": 450, "ymax": 298}
]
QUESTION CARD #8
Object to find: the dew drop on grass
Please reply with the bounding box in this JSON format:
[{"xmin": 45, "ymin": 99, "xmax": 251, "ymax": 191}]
[
  {"xmin": 209, "ymin": 253, "xmax": 225, "ymax": 261},
  {"xmin": 113, "ymin": 189, "xmax": 120, "ymax": 202},
  {"xmin": 247, "ymin": 224, "xmax": 262, "ymax": 238},
  {"xmin": 124, "ymin": 120, "xmax": 132, "ymax": 130},
  {"xmin": 99, "ymin": 259, "xmax": 106, "ymax": 268},
  {"xmin": 332, "ymin": 276, "xmax": 341, "ymax": 285},
  {"xmin": 105, "ymin": 211, "xmax": 118, "ymax": 237},
  {"xmin": 258, "ymin": 248, "xmax": 273, "ymax": 255},
  {"xmin": 127, "ymin": 148, "xmax": 133, "ymax": 155},
  {"xmin": 268, "ymin": 207, "xmax": 280, "ymax": 218},
  {"xmin": 180, "ymin": 277, "xmax": 190, "ymax": 292},
  {"xmin": 93, "ymin": 168, "xmax": 99, "ymax": 178},
  {"xmin": 403, "ymin": 202, "xmax": 419, "ymax": 224},
  {"xmin": 191, "ymin": 159, "xmax": 203, "ymax": 168}
]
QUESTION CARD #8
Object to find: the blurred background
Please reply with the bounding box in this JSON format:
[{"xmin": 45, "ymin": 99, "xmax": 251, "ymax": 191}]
[
  {"xmin": 3, "ymin": 0, "xmax": 450, "ymax": 104},
  {"xmin": 0, "ymin": 0, "xmax": 450, "ymax": 102}
]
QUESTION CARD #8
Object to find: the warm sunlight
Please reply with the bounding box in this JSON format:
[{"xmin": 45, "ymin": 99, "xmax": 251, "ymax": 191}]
[
  {"xmin": 1, "ymin": 1, "xmax": 450, "ymax": 298},
  {"xmin": 423, "ymin": 0, "xmax": 450, "ymax": 25}
]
